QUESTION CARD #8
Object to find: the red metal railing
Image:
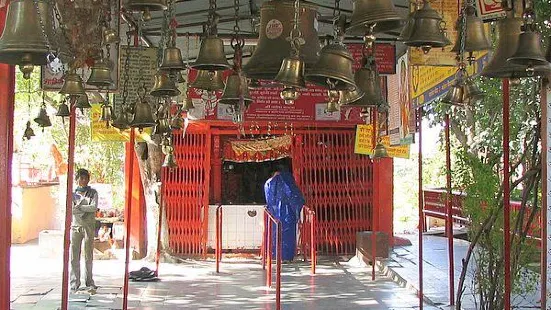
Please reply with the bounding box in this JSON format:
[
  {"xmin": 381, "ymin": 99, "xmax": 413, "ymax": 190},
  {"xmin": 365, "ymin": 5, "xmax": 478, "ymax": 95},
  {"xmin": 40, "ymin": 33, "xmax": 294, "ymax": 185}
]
[
  {"xmin": 215, "ymin": 205, "xmax": 223, "ymax": 273},
  {"xmin": 300, "ymin": 206, "xmax": 317, "ymax": 274},
  {"xmin": 261, "ymin": 208, "xmax": 282, "ymax": 310}
]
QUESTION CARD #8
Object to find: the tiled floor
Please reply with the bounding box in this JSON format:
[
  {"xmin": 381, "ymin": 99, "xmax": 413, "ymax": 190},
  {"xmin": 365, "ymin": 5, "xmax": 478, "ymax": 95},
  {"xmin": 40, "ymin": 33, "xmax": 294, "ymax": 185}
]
[{"xmin": 10, "ymin": 241, "xmax": 440, "ymax": 309}]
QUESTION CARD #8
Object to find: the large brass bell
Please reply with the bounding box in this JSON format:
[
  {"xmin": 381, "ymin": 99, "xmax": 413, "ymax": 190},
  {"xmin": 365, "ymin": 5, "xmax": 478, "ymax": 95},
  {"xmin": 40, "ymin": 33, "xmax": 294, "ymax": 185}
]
[
  {"xmin": 243, "ymin": 0, "xmax": 320, "ymax": 80},
  {"xmin": 398, "ymin": 4, "xmax": 421, "ymax": 41},
  {"xmin": 341, "ymin": 64, "xmax": 383, "ymax": 108},
  {"xmin": 451, "ymin": 5, "xmax": 491, "ymax": 54},
  {"xmin": 87, "ymin": 58, "xmax": 114, "ymax": 88},
  {"xmin": 191, "ymin": 36, "xmax": 231, "ymax": 71},
  {"xmin": 401, "ymin": 0, "xmax": 451, "ymax": 53},
  {"xmin": 150, "ymin": 71, "xmax": 181, "ymax": 97},
  {"xmin": 441, "ymin": 80, "xmax": 465, "ymax": 106},
  {"xmin": 372, "ymin": 142, "xmax": 388, "ymax": 159},
  {"xmin": 160, "ymin": 46, "xmax": 186, "ymax": 72},
  {"xmin": 112, "ymin": 110, "xmax": 130, "ymax": 130},
  {"xmin": 123, "ymin": 0, "xmax": 167, "ymax": 13},
  {"xmin": 305, "ymin": 43, "xmax": 356, "ymax": 90},
  {"xmin": 0, "ymin": 0, "xmax": 55, "ymax": 65},
  {"xmin": 130, "ymin": 98, "xmax": 156, "ymax": 129},
  {"xmin": 56, "ymin": 101, "xmax": 70, "ymax": 117},
  {"xmin": 34, "ymin": 106, "xmax": 52, "ymax": 128},
  {"xmin": 23, "ymin": 121, "xmax": 35, "ymax": 140},
  {"xmin": 190, "ymin": 70, "xmax": 225, "ymax": 91},
  {"xmin": 274, "ymin": 55, "xmax": 306, "ymax": 88},
  {"xmin": 347, "ymin": 0, "xmax": 404, "ymax": 35},
  {"xmin": 219, "ymin": 73, "xmax": 254, "ymax": 107},
  {"xmin": 60, "ymin": 70, "xmax": 86, "ymax": 97},
  {"xmin": 507, "ymin": 27, "xmax": 551, "ymax": 75},
  {"xmin": 338, "ymin": 88, "xmax": 365, "ymax": 105}
]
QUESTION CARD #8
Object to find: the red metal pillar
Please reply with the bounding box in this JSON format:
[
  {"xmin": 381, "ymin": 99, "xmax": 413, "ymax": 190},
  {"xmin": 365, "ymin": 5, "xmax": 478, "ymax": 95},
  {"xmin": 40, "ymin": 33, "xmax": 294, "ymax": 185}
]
[
  {"xmin": 0, "ymin": 4, "xmax": 14, "ymax": 304},
  {"xmin": 444, "ymin": 113, "xmax": 455, "ymax": 306},
  {"xmin": 212, "ymin": 135, "xmax": 222, "ymax": 203},
  {"xmin": 123, "ymin": 129, "xmax": 136, "ymax": 310},
  {"xmin": 540, "ymin": 80, "xmax": 548, "ymax": 309},
  {"xmin": 503, "ymin": 79, "xmax": 511, "ymax": 310},
  {"xmin": 417, "ymin": 107, "xmax": 424, "ymax": 310}
]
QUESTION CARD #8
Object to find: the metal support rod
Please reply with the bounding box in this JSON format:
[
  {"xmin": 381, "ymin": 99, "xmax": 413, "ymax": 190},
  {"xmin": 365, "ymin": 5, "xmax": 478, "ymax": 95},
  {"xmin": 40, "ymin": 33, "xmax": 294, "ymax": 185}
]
[
  {"xmin": 122, "ymin": 129, "xmax": 136, "ymax": 310},
  {"xmin": 276, "ymin": 222, "xmax": 282, "ymax": 310},
  {"xmin": 61, "ymin": 104, "xmax": 77, "ymax": 310},
  {"xmin": 267, "ymin": 219, "xmax": 273, "ymax": 287},
  {"xmin": 216, "ymin": 205, "xmax": 223, "ymax": 273},
  {"xmin": 445, "ymin": 113, "xmax": 455, "ymax": 306},
  {"xmin": 155, "ymin": 169, "xmax": 164, "ymax": 276},
  {"xmin": 541, "ymin": 79, "xmax": 548, "ymax": 310},
  {"xmin": 503, "ymin": 79, "xmax": 511, "ymax": 310},
  {"xmin": 371, "ymin": 108, "xmax": 378, "ymax": 281},
  {"xmin": 418, "ymin": 107, "xmax": 424, "ymax": 310},
  {"xmin": 262, "ymin": 211, "xmax": 267, "ymax": 270},
  {"xmin": 310, "ymin": 209, "xmax": 316, "ymax": 275}
]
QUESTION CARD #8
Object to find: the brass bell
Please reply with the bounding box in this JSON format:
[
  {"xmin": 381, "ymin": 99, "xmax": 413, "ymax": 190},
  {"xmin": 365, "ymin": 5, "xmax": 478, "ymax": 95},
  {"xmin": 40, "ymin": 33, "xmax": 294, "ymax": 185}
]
[
  {"xmin": 325, "ymin": 90, "xmax": 340, "ymax": 114},
  {"xmin": 162, "ymin": 151, "xmax": 178, "ymax": 169},
  {"xmin": 402, "ymin": 0, "xmax": 451, "ymax": 53},
  {"xmin": 23, "ymin": 121, "xmax": 35, "ymax": 140},
  {"xmin": 398, "ymin": 4, "xmax": 421, "ymax": 41},
  {"xmin": 19, "ymin": 64, "xmax": 34, "ymax": 79},
  {"xmin": 280, "ymin": 87, "xmax": 300, "ymax": 105},
  {"xmin": 507, "ymin": 28, "xmax": 551, "ymax": 75},
  {"xmin": 175, "ymin": 71, "xmax": 186, "ymax": 84},
  {"xmin": 275, "ymin": 55, "xmax": 306, "ymax": 89},
  {"xmin": 75, "ymin": 93, "xmax": 92, "ymax": 109},
  {"xmin": 123, "ymin": 0, "xmax": 167, "ymax": 12},
  {"xmin": 341, "ymin": 63, "xmax": 382, "ymax": 108},
  {"xmin": 219, "ymin": 73, "xmax": 254, "ymax": 107},
  {"xmin": 347, "ymin": 0, "xmax": 404, "ymax": 35},
  {"xmin": 100, "ymin": 103, "xmax": 113, "ymax": 125},
  {"xmin": 463, "ymin": 79, "xmax": 484, "ymax": 103},
  {"xmin": 60, "ymin": 70, "xmax": 86, "ymax": 97},
  {"xmin": 34, "ymin": 106, "xmax": 52, "ymax": 128},
  {"xmin": 160, "ymin": 46, "xmax": 186, "ymax": 72},
  {"xmin": 191, "ymin": 36, "xmax": 231, "ymax": 71},
  {"xmin": 190, "ymin": 70, "xmax": 225, "ymax": 91},
  {"xmin": 112, "ymin": 110, "xmax": 130, "ymax": 130},
  {"xmin": 182, "ymin": 96, "xmax": 195, "ymax": 112},
  {"xmin": 102, "ymin": 28, "xmax": 119, "ymax": 45},
  {"xmin": 0, "ymin": 0, "xmax": 55, "ymax": 65},
  {"xmin": 153, "ymin": 118, "xmax": 171, "ymax": 136},
  {"xmin": 243, "ymin": 0, "xmax": 321, "ymax": 80},
  {"xmin": 150, "ymin": 71, "xmax": 181, "ymax": 97},
  {"xmin": 451, "ymin": 5, "xmax": 491, "ymax": 54},
  {"xmin": 372, "ymin": 142, "xmax": 388, "ymax": 159},
  {"xmin": 305, "ymin": 43, "xmax": 356, "ymax": 90},
  {"xmin": 338, "ymin": 88, "xmax": 365, "ymax": 105},
  {"xmin": 441, "ymin": 80, "xmax": 466, "ymax": 106},
  {"xmin": 130, "ymin": 98, "xmax": 156, "ymax": 130},
  {"xmin": 56, "ymin": 101, "xmax": 70, "ymax": 117},
  {"xmin": 87, "ymin": 58, "xmax": 114, "ymax": 88}
]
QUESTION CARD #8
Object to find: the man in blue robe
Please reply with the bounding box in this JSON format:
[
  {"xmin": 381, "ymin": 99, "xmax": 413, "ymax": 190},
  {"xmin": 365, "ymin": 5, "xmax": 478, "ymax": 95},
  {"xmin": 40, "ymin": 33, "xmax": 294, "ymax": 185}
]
[{"xmin": 264, "ymin": 166, "xmax": 305, "ymax": 262}]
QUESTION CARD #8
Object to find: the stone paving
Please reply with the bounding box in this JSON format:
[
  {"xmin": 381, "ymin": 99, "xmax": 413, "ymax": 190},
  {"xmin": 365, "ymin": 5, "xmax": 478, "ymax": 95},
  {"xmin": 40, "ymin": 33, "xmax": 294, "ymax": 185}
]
[{"xmin": 10, "ymin": 240, "xmax": 441, "ymax": 310}]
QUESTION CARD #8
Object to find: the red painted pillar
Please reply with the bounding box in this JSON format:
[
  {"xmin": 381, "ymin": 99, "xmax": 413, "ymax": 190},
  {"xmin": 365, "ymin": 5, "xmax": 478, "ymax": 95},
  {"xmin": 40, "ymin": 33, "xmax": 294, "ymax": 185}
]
[
  {"xmin": 0, "ymin": 4, "xmax": 15, "ymax": 308},
  {"xmin": 374, "ymin": 157, "xmax": 394, "ymax": 245},
  {"xmin": 125, "ymin": 141, "xmax": 146, "ymax": 258},
  {"xmin": 212, "ymin": 135, "xmax": 222, "ymax": 203}
]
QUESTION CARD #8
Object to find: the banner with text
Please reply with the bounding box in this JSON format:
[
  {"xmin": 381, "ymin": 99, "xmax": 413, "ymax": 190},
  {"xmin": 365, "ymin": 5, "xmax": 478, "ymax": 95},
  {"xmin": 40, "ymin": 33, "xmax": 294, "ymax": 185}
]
[
  {"xmin": 90, "ymin": 104, "xmax": 151, "ymax": 142},
  {"xmin": 354, "ymin": 124, "xmax": 410, "ymax": 159}
]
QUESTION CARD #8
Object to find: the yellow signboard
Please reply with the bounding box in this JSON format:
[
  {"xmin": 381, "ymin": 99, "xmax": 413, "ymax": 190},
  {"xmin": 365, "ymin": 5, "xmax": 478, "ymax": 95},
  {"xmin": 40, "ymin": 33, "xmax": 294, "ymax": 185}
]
[
  {"xmin": 354, "ymin": 124, "xmax": 411, "ymax": 159},
  {"xmin": 90, "ymin": 104, "xmax": 151, "ymax": 142}
]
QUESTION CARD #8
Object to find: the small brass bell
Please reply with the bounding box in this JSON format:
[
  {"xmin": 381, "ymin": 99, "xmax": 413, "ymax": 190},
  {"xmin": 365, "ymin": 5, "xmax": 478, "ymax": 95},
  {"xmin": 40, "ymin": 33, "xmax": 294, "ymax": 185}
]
[
  {"xmin": 19, "ymin": 64, "xmax": 34, "ymax": 79},
  {"xmin": 175, "ymin": 71, "xmax": 186, "ymax": 84},
  {"xmin": 441, "ymin": 80, "xmax": 466, "ymax": 106},
  {"xmin": 60, "ymin": 70, "xmax": 86, "ymax": 97},
  {"xmin": 23, "ymin": 121, "xmax": 35, "ymax": 140},
  {"xmin": 160, "ymin": 46, "xmax": 186, "ymax": 72},
  {"xmin": 162, "ymin": 151, "xmax": 178, "ymax": 169},
  {"xmin": 347, "ymin": 0, "xmax": 404, "ymax": 35},
  {"xmin": 274, "ymin": 55, "xmax": 306, "ymax": 89},
  {"xmin": 306, "ymin": 43, "xmax": 356, "ymax": 90},
  {"xmin": 100, "ymin": 103, "xmax": 113, "ymax": 126},
  {"xmin": 87, "ymin": 58, "xmax": 114, "ymax": 88},
  {"xmin": 190, "ymin": 70, "xmax": 225, "ymax": 91},
  {"xmin": 451, "ymin": 5, "xmax": 491, "ymax": 54},
  {"xmin": 56, "ymin": 101, "xmax": 70, "ymax": 117},
  {"xmin": 280, "ymin": 87, "xmax": 300, "ymax": 105},
  {"xmin": 402, "ymin": 0, "xmax": 451, "ymax": 53},
  {"xmin": 372, "ymin": 142, "xmax": 388, "ymax": 159},
  {"xmin": 325, "ymin": 90, "xmax": 341, "ymax": 114},
  {"xmin": 75, "ymin": 93, "xmax": 92, "ymax": 109},
  {"xmin": 102, "ymin": 28, "xmax": 119, "ymax": 45},
  {"xmin": 182, "ymin": 96, "xmax": 195, "ymax": 112},
  {"xmin": 123, "ymin": 0, "xmax": 167, "ymax": 12},
  {"xmin": 463, "ymin": 79, "xmax": 484, "ymax": 103},
  {"xmin": 341, "ymin": 64, "xmax": 383, "ymax": 108},
  {"xmin": 507, "ymin": 28, "xmax": 551, "ymax": 75},
  {"xmin": 34, "ymin": 106, "xmax": 52, "ymax": 128},
  {"xmin": 130, "ymin": 98, "xmax": 156, "ymax": 130},
  {"xmin": 112, "ymin": 109, "xmax": 130, "ymax": 130},
  {"xmin": 0, "ymin": 0, "xmax": 54, "ymax": 65},
  {"xmin": 219, "ymin": 73, "xmax": 254, "ymax": 107},
  {"xmin": 191, "ymin": 36, "xmax": 231, "ymax": 71},
  {"xmin": 150, "ymin": 71, "xmax": 181, "ymax": 97}
]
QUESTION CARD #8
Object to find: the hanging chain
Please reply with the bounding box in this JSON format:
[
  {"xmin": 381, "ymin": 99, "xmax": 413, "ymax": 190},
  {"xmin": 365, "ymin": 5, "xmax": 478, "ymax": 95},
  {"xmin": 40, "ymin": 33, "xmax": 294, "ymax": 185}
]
[
  {"xmin": 332, "ymin": 0, "xmax": 345, "ymax": 43},
  {"xmin": 231, "ymin": 0, "xmax": 244, "ymax": 71},
  {"xmin": 121, "ymin": 31, "xmax": 132, "ymax": 108},
  {"xmin": 207, "ymin": 0, "xmax": 217, "ymax": 36},
  {"xmin": 137, "ymin": 15, "xmax": 145, "ymax": 89},
  {"xmin": 288, "ymin": 0, "xmax": 304, "ymax": 57},
  {"xmin": 233, "ymin": 0, "xmax": 240, "ymax": 36},
  {"xmin": 457, "ymin": 0, "xmax": 468, "ymax": 75},
  {"xmin": 53, "ymin": 2, "xmax": 75, "ymax": 60}
]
